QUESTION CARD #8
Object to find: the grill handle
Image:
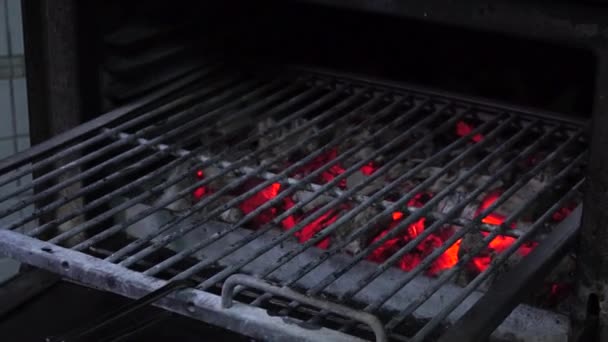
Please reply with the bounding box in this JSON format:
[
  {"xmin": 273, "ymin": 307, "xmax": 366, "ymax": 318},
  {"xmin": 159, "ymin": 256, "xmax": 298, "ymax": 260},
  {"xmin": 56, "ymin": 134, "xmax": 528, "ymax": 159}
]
[{"xmin": 221, "ymin": 274, "xmax": 388, "ymax": 342}]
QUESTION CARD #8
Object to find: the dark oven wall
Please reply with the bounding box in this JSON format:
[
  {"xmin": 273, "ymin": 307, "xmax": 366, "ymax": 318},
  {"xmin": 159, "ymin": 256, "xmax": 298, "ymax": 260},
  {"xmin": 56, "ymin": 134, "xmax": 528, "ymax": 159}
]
[{"xmin": 94, "ymin": 0, "xmax": 596, "ymax": 118}]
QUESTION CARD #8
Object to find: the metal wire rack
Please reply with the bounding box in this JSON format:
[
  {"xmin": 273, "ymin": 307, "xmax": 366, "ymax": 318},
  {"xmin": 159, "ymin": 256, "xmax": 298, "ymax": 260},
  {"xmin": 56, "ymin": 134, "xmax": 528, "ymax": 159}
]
[{"xmin": 0, "ymin": 63, "xmax": 587, "ymax": 341}]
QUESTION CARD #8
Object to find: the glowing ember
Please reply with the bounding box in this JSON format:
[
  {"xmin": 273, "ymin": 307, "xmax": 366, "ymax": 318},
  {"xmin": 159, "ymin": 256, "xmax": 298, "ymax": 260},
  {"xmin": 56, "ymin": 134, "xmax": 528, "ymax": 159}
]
[
  {"xmin": 294, "ymin": 148, "xmax": 346, "ymax": 189},
  {"xmin": 456, "ymin": 121, "xmax": 484, "ymax": 142},
  {"xmin": 546, "ymin": 282, "xmax": 572, "ymax": 307},
  {"xmin": 470, "ymin": 232, "xmax": 536, "ymax": 272},
  {"xmin": 367, "ymin": 223, "xmax": 403, "ymax": 263},
  {"xmin": 360, "ymin": 161, "xmax": 378, "ymax": 176},
  {"xmin": 237, "ymin": 179, "xmax": 335, "ymax": 248},
  {"xmin": 366, "ymin": 192, "xmax": 460, "ymax": 276},
  {"xmin": 552, "ymin": 203, "xmax": 576, "ymax": 222},
  {"xmin": 475, "ymin": 189, "xmax": 513, "ymax": 227},
  {"xmin": 431, "ymin": 239, "xmax": 462, "ymax": 274},
  {"xmin": 280, "ymin": 196, "xmax": 298, "ymax": 230},
  {"xmin": 239, "ymin": 182, "xmax": 282, "ymax": 227},
  {"xmin": 368, "ymin": 192, "xmax": 433, "ymax": 263},
  {"xmin": 406, "ymin": 217, "xmax": 425, "ymax": 238},
  {"xmin": 193, "ymin": 170, "xmax": 209, "ymax": 201},
  {"xmin": 467, "ymin": 190, "xmax": 535, "ymax": 272},
  {"xmin": 291, "ymin": 208, "xmax": 342, "ymax": 249},
  {"xmin": 408, "ymin": 192, "xmax": 433, "ymax": 208}
]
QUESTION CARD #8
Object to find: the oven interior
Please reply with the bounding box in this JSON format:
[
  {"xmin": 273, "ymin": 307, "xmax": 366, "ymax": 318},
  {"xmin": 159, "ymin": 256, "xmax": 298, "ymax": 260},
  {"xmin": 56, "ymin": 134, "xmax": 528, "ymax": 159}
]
[{"xmin": 96, "ymin": 0, "xmax": 596, "ymax": 116}]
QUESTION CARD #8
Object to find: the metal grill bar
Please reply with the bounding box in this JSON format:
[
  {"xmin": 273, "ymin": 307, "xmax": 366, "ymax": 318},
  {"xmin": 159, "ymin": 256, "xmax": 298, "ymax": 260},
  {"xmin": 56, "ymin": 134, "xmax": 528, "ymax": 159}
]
[
  {"xmin": 267, "ymin": 122, "xmax": 558, "ymax": 317},
  {"xmin": 412, "ymin": 179, "xmax": 584, "ymax": 341},
  {"xmin": 167, "ymin": 102, "xmax": 458, "ymax": 284},
  {"xmin": 336, "ymin": 144, "xmax": 585, "ymax": 334},
  {"xmin": 134, "ymin": 97, "xmax": 442, "ymax": 272},
  {"xmin": 92, "ymin": 87, "xmax": 382, "ymax": 258},
  {"xmin": 139, "ymin": 97, "xmax": 418, "ymax": 275},
  {"xmin": 226, "ymin": 114, "xmax": 516, "ymax": 308},
  {"xmin": 0, "ymin": 66, "xmax": 220, "ymax": 177},
  {"xmin": 0, "ymin": 65, "xmax": 225, "ymax": 199},
  {"xmin": 0, "ymin": 65, "xmax": 587, "ymax": 342},
  {"xmin": 22, "ymin": 85, "xmax": 325, "ymax": 238},
  {"xmin": 0, "ymin": 75, "xmax": 277, "ymax": 221},
  {"xmin": 377, "ymin": 139, "xmax": 585, "ymax": 316},
  {"xmin": 384, "ymin": 161, "xmax": 585, "ymax": 332},
  {"xmin": 36, "ymin": 78, "xmax": 322, "ymax": 241},
  {"xmin": 56, "ymin": 83, "xmax": 350, "ymax": 247},
  {"xmin": 6, "ymin": 79, "xmax": 292, "ymax": 232},
  {"xmin": 259, "ymin": 119, "xmax": 537, "ymax": 296},
  {"xmin": 348, "ymin": 126, "xmax": 574, "ymax": 297}
]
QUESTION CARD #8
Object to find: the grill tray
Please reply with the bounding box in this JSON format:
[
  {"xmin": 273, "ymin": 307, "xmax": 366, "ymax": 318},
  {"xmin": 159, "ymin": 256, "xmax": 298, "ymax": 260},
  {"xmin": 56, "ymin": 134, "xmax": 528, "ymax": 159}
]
[{"xmin": 0, "ymin": 63, "xmax": 587, "ymax": 341}]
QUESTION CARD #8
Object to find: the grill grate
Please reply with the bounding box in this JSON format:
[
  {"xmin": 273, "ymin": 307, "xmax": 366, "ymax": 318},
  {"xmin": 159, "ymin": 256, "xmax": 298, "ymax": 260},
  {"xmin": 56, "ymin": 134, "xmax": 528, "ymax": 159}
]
[{"xmin": 0, "ymin": 63, "xmax": 587, "ymax": 341}]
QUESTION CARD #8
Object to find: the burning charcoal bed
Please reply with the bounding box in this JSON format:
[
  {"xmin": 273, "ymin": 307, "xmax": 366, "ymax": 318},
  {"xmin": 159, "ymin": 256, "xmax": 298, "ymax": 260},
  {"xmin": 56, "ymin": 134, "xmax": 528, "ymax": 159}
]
[{"xmin": 0, "ymin": 61, "xmax": 587, "ymax": 341}]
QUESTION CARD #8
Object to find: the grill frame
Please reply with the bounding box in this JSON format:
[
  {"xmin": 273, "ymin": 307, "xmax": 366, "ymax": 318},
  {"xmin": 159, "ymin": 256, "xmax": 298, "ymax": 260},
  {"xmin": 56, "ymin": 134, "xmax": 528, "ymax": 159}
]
[{"xmin": 0, "ymin": 63, "xmax": 588, "ymax": 341}]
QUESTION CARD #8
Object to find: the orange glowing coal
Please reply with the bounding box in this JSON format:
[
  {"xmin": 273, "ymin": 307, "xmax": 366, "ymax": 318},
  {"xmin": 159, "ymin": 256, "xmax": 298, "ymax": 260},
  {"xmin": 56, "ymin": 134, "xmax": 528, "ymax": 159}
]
[
  {"xmin": 294, "ymin": 147, "xmax": 347, "ymax": 189},
  {"xmin": 280, "ymin": 196, "xmax": 298, "ymax": 230},
  {"xmin": 470, "ymin": 232, "xmax": 536, "ymax": 272},
  {"xmin": 290, "ymin": 208, "xmax": 342, "ymax": 249},
  {"xmin": 193, "ymin": 170, "xmax": 209, "ymax": 200},
  {"xmin": 360, "ymin": 161, "xmax": 378, "ymax": 176},
  {"xmin": 366, "ymin": 192, "xmax": 461, "ymax": 277},
  {"xmin": 456, "ymin": 121, "xmax": 484, "ymax": 143},
  {"xmin": 431, "ymin": 238, "xmax": 462, "ymax": 274},
  {"xmin": 552, "ymin": 203, "xmax": 576, "ymax": 222},
  {"xmin": 239, "ymin": 182, "xmax": 282, "ymax": 227},
  {"xmin": 468, "ymin": 191, "xmax": 538, "ymax": 272},
  {"xmin": 475, "ymin": 189, "xmax": 515, "ymax": 228}
]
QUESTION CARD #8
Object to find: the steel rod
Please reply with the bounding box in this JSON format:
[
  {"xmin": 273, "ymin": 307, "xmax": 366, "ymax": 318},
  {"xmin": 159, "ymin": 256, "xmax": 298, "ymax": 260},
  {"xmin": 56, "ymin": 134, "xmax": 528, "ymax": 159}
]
[
  {"xmin": 437, "ymin": 205, "xmax": 582, "ymax": 342},
  {"xmin": 69, "ymin": 85, "xmax": 355, "ymax": 251},
  {"xmin": 337, "ymin": 139, "xmax": 585, "ymax": 333},
  {"xmin": 341, "ymin": 126, "xmax": 569, "ymax": 304},
  {"xmin": 186, "ymin": 110, "xmax": 505, "ymax": 287},
  {"xmin": 9, "ymin": 77, "xmax": 286, "ymax": 231},
  {"xmin": 114, "ymin": 92, "xmax": 399, "ymax": 265},
  {"xmin": 386, "ymin": 157, "xmax": 586, "ymax": 331},
  {"xmin": 87, "ymin": 87, "xmax": 376, "ymax": 256},
  {"xmin": 175, "ymin": 103, "xmax": 471, "ymax": 285},
  {"xmin": 24, "ymin": 85, "xmax": 324, "ymax": 238},
  {"xmin": 60, "ymin": 85, "xmax": 361, "ymax": 247},
  {"xmin": 143, "ymin": 97, "xmax": 428, "ymax": 275},
  {"xmin": 249, "ymin": 118, "xmax": 540, "ymax": 313},
  {"xmin": 256, "ymin": 118, "xmax": 535, "ymax": 299},
  {"xmin": 0, "ymin": 77, "xmax": 279, "ymax": 221},
  {"xmin": 47, "ymin": 279, "xmax": 195, "ymax": 342},
  {"xmin": 0, "ymin": 65, "xmax": 219, "ymax": 176},
  {"xmin": 0, "ymin": 64, "xmax": 223, "ymax": 190},
  {"xmin": 382, "ymin": 150, "xmax": 588, "ymax": 332},
  {"xmin": 48, "ymin": 84, "xmax": 347, "ymax": 243},
  {"xmin": 412, "ymin": 179, "xmax": 584, "ymax": 341},
  {"xmin": 221, "ymin": 274, "xmax": 388, "ymax": 342}
]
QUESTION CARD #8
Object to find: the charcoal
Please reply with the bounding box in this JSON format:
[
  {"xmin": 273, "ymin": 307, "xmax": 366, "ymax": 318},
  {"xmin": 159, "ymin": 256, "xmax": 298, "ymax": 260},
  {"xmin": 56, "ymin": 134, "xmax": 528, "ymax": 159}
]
[
  {"xmin": 257, "ymin": 117, "xmax": 320, "ymax": 161},
  {"xmin": 346, "ymin": 170, "xmax": 385, "ymax": 196},
  {"xmin": 293, "ymin": 190, "xmax": 334, "ymax": 213},
  {"xmin": 334, "ymin": 206, "xmax": 383, "ymax": 255},
  {"xmin": 147, "ymin": 160, "xmax": 195, "ymax": 213},
  {"xmin": 219, "ymin": 207, "xmax": 244, "ymax": 224},
  {"xmin": 435, "ymin": 191, "xmax": 478, "ymax": 220}
]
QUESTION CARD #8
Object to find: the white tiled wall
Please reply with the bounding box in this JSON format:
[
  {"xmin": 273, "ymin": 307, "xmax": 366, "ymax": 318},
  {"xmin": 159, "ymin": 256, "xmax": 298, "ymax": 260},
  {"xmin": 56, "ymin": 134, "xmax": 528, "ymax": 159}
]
[{"xmin": 0, "ymin": 0, "xmax": 28, "ymax": 284}]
